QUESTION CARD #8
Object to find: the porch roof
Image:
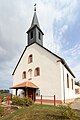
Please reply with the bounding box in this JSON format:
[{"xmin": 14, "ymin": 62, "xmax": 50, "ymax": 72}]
[{"xmin": 10, "ymin": 81, "xmax": 38, "ymax": 89}]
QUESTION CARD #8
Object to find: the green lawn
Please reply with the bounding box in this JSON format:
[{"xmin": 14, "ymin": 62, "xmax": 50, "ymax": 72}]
[{"xmin": 0, "ymin": 104, "xmax": 80, "ymax": 120}]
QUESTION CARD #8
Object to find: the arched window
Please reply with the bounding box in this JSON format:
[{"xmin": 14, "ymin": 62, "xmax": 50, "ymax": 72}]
[
  {"xmin": 67, "ymin": 74, "xmax": 69, "ymax": 88},
  {"xmin": 34, "ymin": 67, "xmax": 40, "ymax": 76},
  {"xmin": 22, "ymin": 71, "xmax": 26, "ymax": 79},
  {"xmin": 31, "ymin": 31, "xmax": 33, "ymax": 39},
  {"xmin": 28, "ymin": 69, "xmax": 32, "ymax": 80},
  {"xmin": 71, "ymin": 79, "xmax": 74, "ymax": 90},
  {"xmin": 28, "ymin": 54, "xmax": 33, "ymax": 64},
  {"xmin": 38, "ymin": 32, "xmax": 41, "ymax": 40}
]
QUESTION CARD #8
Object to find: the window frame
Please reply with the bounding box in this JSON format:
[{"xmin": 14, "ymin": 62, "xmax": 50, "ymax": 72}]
[
  {"xmin": 28, "ymin": 69, "xmax": 32, "ymax": 80},
  {"xmin": 75, "ymin": 89, "xmax": 79, "ymax": 94},
  {"xmin": 34, "ymin": 67, "xmax": 40, "ymax": 77},
  {"xmin": 67, "ymin": 74, "xmax": 69, "ymax": 88},
  {"xmin": 71, "ymin": 79, "xmax": 74, "ymax": 90},
  {"xmin": 38, "ymin": 32, "xmax": 41, "ymax": 40},
  {"xmin": 22, "ymin": 71, "xmax": 26, "ymax": 79},
  {"xmin": 31, "ymin": 31, "xmax": 33, "ymax": 39},
  {"xmin": 36, "ymin": 89, "xmax": 40, "ymax": 96},
  {"xmin": 28, "ymin": 54, "xmax": 33, "ymax": 64}
]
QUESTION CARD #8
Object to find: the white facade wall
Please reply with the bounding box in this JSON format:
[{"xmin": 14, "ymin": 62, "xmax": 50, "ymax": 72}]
[
  {"xmin": 13, "ymin": 43, "xmax": 75, "ymax": 101},
  {"xmin": 60, "ymin": 63, "xmax": 75, "ymax": 101}
]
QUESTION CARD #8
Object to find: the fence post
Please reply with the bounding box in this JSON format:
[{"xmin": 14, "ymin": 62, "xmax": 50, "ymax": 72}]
[
  {"xmin": 0, "ymin": 95, "xmax": 2, "ymax": 104},
  {"xmin": 41, "ymin": 95, "xmax": 42, "ymax": 104},
  {"xmin": 54, "ymin": 95, "xmax": 56, "ymax": 106},
  {"xmin": 7, "ymin": 95, "xmax": 11, "ymax": 105}
]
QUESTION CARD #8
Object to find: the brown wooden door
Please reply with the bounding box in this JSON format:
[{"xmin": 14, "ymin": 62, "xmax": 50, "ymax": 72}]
[{"xmin": 28, "ymin": 88, "xmax": 36, "ymax": 101}]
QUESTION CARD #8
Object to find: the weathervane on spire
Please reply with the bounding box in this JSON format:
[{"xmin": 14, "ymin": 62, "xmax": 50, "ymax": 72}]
[{"xmin": 34, "ymin": 3, "xmax": 36, "ymax": 12}]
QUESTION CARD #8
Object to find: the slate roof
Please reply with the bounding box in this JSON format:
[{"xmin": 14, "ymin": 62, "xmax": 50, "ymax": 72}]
[
  {"xmin": 31, "ymin": 11, "xmax": 40, "ymax": 28},
  {"xmin": 27, "ymin": 11, "xmax": 44, "ymax": 35}
]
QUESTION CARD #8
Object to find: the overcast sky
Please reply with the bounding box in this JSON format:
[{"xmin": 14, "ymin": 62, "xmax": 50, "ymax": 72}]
[{"xmin": 0, "ymin": 0, "xmax": 80, "ymax": 90}]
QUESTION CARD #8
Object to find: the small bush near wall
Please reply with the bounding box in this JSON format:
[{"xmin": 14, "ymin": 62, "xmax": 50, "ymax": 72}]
[
  {"xmin": 2, "ymin": 96, "xmax": 7, "ymax": 102},
  {"xmin": 12, "ymin": 96, "xmax": 33, "ymax": 106},
  {"xmin": 0, "ymin": 106, "xmax": 4, "ymax": 117},
  {"xmin": 58, "ymin": 105, "xmax": 75, "ymax": 119}
]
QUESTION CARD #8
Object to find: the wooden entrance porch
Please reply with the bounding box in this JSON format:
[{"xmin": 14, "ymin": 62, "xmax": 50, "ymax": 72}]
[
  {"xmin": 10, "ymin": 81, "xmax": 38, "ymax": 101},
  {"xmin": 15, "ymin": 88, "xmax": 36, "ymax": 101}
]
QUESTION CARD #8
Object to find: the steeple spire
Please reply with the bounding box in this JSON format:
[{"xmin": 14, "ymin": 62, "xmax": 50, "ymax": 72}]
[
  {"xmin": 31, "ymin": 4, "xmax": 40, "ymax": 28},
  {"xmin": 27, "ymin": 5, "xmax": 44, "ymax": 46}
]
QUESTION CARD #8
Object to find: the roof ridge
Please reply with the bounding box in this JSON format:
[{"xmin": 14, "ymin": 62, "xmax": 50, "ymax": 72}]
[{"xmin": 12, "ymin": 42, "xmax": 75, "ymax": 78}]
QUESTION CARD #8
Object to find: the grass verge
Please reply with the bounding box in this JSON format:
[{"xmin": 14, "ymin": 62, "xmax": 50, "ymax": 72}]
[{"xmin": 0, "ymin": 104, "xmax": 80, "ymax": 120}]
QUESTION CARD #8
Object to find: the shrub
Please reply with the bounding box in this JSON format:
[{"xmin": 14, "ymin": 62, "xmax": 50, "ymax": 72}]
[
  {"xmin": 0, "ymin": 106, "xmax": 4, "ymax": 117},
  {"xmin": 12, "ymin": 96, "xmax": 33, "ymax": 106},
  {"xmin": 2, "ymin": 97, "xmax": 7, "ymax": 102},
  {"xmin": 58, "ymin": 105, "xmax": 75, "ymax": 119}
]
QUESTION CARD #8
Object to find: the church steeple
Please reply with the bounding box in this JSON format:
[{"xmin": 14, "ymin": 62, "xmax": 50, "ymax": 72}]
[
  {"xmin": 27, "ymin": 4, "xmax": 44, "ymax": 46},
  {"xmin": 31, "ymin": 10, "xmax": 40, "ymax": 28}
]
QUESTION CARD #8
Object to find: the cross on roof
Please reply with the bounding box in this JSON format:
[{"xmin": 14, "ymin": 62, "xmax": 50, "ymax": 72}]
[{"xmin": 34, "ymin": 3, "xmax": 36, "ymax": 12}]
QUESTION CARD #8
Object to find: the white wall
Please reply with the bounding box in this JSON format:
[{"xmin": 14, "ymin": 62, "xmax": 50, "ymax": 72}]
[
  {"xmin": 13, "ymin": 43, "xmax": 75, "ymax": 101},
  {"xmin": 60, "ymin": 63, "xmax": 75, "ymax": 101}
]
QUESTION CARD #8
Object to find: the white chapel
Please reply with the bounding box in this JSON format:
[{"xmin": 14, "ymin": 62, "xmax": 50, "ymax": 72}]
[{"xmin": 10, "ymin": 6, "xmax": 75, "ymax": 104}]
